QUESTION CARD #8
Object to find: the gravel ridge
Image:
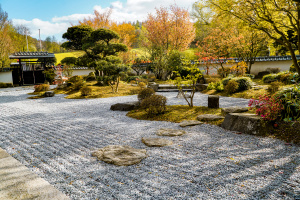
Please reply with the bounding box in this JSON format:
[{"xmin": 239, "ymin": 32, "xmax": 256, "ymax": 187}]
[{"xmin": 0, "ymin": 87, "xmax": 299, "ymax": 199}]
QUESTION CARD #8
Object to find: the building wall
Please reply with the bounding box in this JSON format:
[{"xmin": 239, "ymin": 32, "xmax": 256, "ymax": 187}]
[
  {"xmin": 72, "ymin": 69, "xmax": 95, "ymax": 76},
  {"xmin": 0, "ymin": 71, "xmax": 13, "ymax": 83},
  {"xmin": 198, "ymin": 60, "xmax": 293, "ymax": 76}
]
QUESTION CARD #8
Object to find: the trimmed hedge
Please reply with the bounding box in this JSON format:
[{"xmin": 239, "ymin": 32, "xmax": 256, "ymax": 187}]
[{"xmin": 222, "ymin": 77, "xmax": 253, "ymax": 92}]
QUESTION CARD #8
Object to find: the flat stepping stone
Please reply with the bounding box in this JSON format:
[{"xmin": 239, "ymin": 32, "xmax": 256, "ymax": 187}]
[
  {"xmin": 156, "ymin": 128, "xmax": 186, "ymax": 136},
  {"xmin": 92, "ymin": 145, "xmax": 147, "ymax": 166},
  {"xmin": 110, "ymin": 101, "xmax": 139, "ymax": 111},
  {"xmin": 197, "ymin": 114, "xmax": 225, "ymax": 121},
  {"xmin": 221, "ymin": 106, "xmax": 248, "ymax": 115},
  {"xmin": 179, "ymin": 120, "xmax": 203, "ymax": 127},
  {"xmin": 141, "ymin": 137, "xmax": 173, "ymax": 147}
]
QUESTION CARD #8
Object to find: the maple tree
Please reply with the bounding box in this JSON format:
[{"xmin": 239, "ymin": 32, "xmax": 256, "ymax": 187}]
[
  {"xmin": 145, "ymin": 4, "xmax": 195, "ymax": 79},
  {"xmin": 79, "ymin": 8, "xmax": 112, "ymax": 29},
  {"xmin": 208, "ymin": 0, "xmax": 300, "ymax": 74}
]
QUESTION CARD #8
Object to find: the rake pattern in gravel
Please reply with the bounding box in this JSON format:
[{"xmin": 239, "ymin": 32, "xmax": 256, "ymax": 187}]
[{"xmin": 0, "ymin": 88, "xmax": 299, "ymax": 199}]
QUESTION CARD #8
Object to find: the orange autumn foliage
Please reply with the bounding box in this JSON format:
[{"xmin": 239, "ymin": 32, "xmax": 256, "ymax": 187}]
[{"xmin": 145, "ymin": 4, "xmax": 195, "ymax": 51}]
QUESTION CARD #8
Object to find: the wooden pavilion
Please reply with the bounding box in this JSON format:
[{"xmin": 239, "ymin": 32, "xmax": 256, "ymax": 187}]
[{"xmin": 9, "ymin": 52, "xmax": 55, "ymax": 85}]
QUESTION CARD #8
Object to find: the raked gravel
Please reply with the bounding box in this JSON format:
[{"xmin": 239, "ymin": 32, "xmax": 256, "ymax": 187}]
[{"xmin": 0, "ymin": 86, "xmax": 299, "ymax": 200}]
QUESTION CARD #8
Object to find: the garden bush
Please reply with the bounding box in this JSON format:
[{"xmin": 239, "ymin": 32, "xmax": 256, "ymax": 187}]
[
  {"xmin": 0, "ymin": 82, "xmax": 13, "ymax": 88},
  {"xmin": 217, "ymin": 67, "xmax": 231, "ymax": 77},
  {"xmin": 266, "ymin": 68, "xmax": 280, "ymax": 74},
  {"xmin": 275, "ymin": 85, "xmax": 300, "ymax": 121},
  {"xmin": 34, "ymin": 84, "xmax": 50, "ymax": 92},
  {"xmin": 222, "ymin": 77, "xmax": 253, "ymax": 92},
  {"xmin": 207, "ymin": 81, "xmax": 224, "ymax": 91},
  {"xmin": 138, "ymin": 88, "xmax": 155, "ymax": 102},
  {"xmin": 85, "ymin": 72, "xmax": 96, "ymax": 81},
  {"xmin": 80, "ymin": 86, "xmax": 92, "ymax": 96},
  {"xmin": 224, "ymin": 80, "xmax": 239, "ymax": 94},
  {"xmin": 140, "ymin": 94, "xmax": 167, "ymax": 115},
  {"xmin": 245, "ymin": 74, "xmax": 255, "ymax": 79},
  {"xmin": 262, "ymin": 71, "xmax": 299, "ymax": 84},
  {"xmin": 138, "ymin": 82, "xmax": 146, "ymax": 89},
  {"xmin": 248, "ymin": 94, "xmax": 284, "ymax": 121},
  {"xmin": 267, "ymin": 81, "xmax": 282, "ymax": 94}
]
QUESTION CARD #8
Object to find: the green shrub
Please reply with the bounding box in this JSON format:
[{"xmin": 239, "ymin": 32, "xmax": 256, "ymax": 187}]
[
  {"xmin": 34, "ymin": 84, "xmax": 50, "ymax": 92},
  {"xmin": 43, "ymin": 69, "xmax": 56, "ymax": 84},
  {"xmin": 80, "ymin": 86, "xmax": 92, "ymax": 96},
  {"xmin": 126, "ymin": 76, "xmax": 140, "ymax": 83},
  {"xmin": 275, "ymin": 85, "xmax": 300, "ymax": 121},
  {"xmin": 262, "ymin": 74, "xmax": 278, "ymax": 83},
  {"xmin": 245, "ymin": 74, "xmax": 255, "ymax": 79},
  {"xmin": 289, "ymin": 62, "xmax": 299, "ymax": 72},
  {"xmin": 67, "ymin": 75, "xmax": 83, "ymax": 84},
  {"xmin": 207, "ymin": 81, "xmax": 224, "ymax": 91},
  {"xmin": 138, "ymin": 82, "xmax": 146, "ymax": 89},
  {"xmin": 0, "ymin": 82, "xmax": 12, "ymax": 88},
  {"xmin": 217, "ymin": 67, "xmax": 231, "ymax": 77},
  {"xmin": 141, "ymin": 94, "xmax": 167, "ymax": 115},
  {"xmin": 222, "ymin": 77, "xmax": 253, "ymax": 92},
  {"xmin": 235, "ymin": 77, "xmax": 253, "ymax": 91},
  {"xmin": 267, "ymin": 81, "xmax": 282, "ymax": 94},
  {"xmin": 85, "ymin": 72, "xmax": 96, "ymax": 81},
  {"xmin": 266, "ymin": 68, "xmax": 280, "ymax": 74},
  {"xmin": 138, "ymin": 88, "xmax": 155, "ymax": 102},
  {"xmin": 224, "ymin": 80, "xmax": 239, "ymax": 94}
]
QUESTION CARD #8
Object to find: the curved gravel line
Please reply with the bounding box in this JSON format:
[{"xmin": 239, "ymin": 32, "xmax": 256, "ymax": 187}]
[{"xmin": 0, "ymin": 87, "xmax": 299, "ymax": 199}]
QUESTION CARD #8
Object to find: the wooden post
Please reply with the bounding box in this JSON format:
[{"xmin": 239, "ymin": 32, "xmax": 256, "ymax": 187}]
[{"xmin": 19, "ymin": 59, "xmax": 24, "ymax": 85}]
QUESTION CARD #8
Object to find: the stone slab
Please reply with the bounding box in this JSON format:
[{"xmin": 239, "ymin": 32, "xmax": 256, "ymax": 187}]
[
  {"xmin": 92, "ymin": 145, "xmax": 147, "ymax": 166},
  {"xmin": 141, "ymin": 138, "xmax": 173, "ymax": 147},
  {"xmin": 221, "ymin": 106, "xmax": 249, "ymax": 115},
  {"xmin": 0, "ymin": 148, "xmax": 69, "ymax": 200},
  {"xmin": 197, "ymin": 114, "xmax": 225, "ymax": 121},
  {"xmin": 110, "ymin": 101, "xmax": 139, "ymax": 111},
  {"xmin": 156, "ymin": 128, "xmax": 186, "ymax": 136},
  {"xmin": 179, "ymin": 120, "xmax": 203, "ymax": 127}
]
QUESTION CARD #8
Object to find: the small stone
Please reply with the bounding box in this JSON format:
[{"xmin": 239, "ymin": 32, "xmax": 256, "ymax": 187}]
[
  {"xmin": 92, "ymin": 145, "xmax": 147, "ymax": 166},
  {"xmin": 179, "ymin": 120, "xmax": 203, "ymax": 127},
  {"xmin": 156, "ymin": 128, "xmax": 186, "ymax": 136},
  {"xmin": 197, "ymin": 114, "xmax": 225, "ymax": 121},
  {"xmin": 141, "ymin": 138, "xmax": 173, "ymax": 147},
  {"xmin": 221, "ymin": 106, "xmax": 248, "ymax": 115}
]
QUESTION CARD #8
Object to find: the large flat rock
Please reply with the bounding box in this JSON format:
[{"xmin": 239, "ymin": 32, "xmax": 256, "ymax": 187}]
[
  {"xmin": 221, "ymin": 106, "xmax": 249, "ymax": 115},
  {"xmin": 92, "ymin": 145, "xmax": 147, "ymax": 166},
  {"xmin": 110, "ymin": 101, "xmax": 139, "ymax": 111},
  {"xmin": 156, "ymin": 128, "xmax": 186, "ymax": 136},
  {"xmin": 197, "ymin": 114, "xmax": 225, "ymax": 121},
  {"xmin": 221, "ymin": 113, "xmax": 271, "ymax": 135},
  {"xmin": 0, "ymin": 148, "xmax": 69, "ymax": 200}
]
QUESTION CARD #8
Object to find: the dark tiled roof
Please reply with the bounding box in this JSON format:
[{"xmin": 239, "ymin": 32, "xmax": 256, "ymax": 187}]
[{"xmin": 9, "ymin": 52, "xmax": 55, "ymax": 59}]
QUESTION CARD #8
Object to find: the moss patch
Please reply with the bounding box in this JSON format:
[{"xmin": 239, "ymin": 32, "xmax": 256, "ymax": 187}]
[
  {"xmin": 56, "ymin": 81, "xmax": 141, "ymax": 99},
  {"xmin": 127, "ymin": 105, "xmax": 224, "ymax": 126}
]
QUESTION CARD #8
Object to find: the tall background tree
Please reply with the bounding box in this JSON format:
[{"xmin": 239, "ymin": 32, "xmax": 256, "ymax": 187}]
[
  {"xmin": 207, "ymin": 0, "xmax": 300, "ymax": 74},
  {"xmin": 145, "ymin": 4, "xmax": 195, "ymax": 79}
]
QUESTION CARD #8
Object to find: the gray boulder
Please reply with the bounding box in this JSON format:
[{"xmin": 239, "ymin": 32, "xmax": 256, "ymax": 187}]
[
  {"xmin": 44, "ymin": 91, "xmax": 55, "ymax": 97},
  {"xmin": 156, "ymin": 128, "xmax": 186, "ymax": 136},
  {"xmin": 141, "ymin": 138, "xmax": 173, "ymax": 147},
  {"xmin": 110, "ymin": 101, "xmax": 139, "ymax": 111},
  {"xmin": 197, "ymin": 114, "xmax": 224, "ymax": 121},
  {"xmin": 221, "ymin": 106, "xmax": 248, "ymax": 115},
  {"xmin": 92, "ymin": 145, "xmax": 147, "ymax": 166},
  {"xmin": 179, "ymin": 120, "xmax": 203, "ymax": 127},
  {"xmin": 221, "ymin": 113, "xmax": 271, "ymax": 135}
]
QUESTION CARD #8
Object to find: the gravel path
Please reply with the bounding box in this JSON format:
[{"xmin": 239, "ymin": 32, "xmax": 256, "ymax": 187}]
[{"xmin": 0, "ymin": 87, "xmax": 299, "ymax": 199}]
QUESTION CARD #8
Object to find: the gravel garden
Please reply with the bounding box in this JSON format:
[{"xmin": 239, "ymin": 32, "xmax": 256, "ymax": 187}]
[{"xmin": 0, "ymin": 86, "xmax": 299, "ymax": 199}]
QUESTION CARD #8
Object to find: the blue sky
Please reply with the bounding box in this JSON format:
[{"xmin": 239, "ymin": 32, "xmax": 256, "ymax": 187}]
[{"xmin": 1, "ymin": 0, "xmax": 196, "ymax": 42}]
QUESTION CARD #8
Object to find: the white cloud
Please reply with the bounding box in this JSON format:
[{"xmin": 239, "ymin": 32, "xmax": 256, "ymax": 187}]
[
  {"xmin": 11, "ymin": 0, "xmax": 196, "ymax": 41},
  {"xmin": 52, "ymin": 14, "xmax": 93, "ymax": 23}
]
